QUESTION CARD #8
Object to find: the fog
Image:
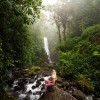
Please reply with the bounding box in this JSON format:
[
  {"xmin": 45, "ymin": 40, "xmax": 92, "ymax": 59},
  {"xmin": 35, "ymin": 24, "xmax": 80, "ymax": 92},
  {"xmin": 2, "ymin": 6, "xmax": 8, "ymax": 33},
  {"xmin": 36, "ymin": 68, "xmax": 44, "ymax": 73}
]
[{"xmin": 31, "ymin": 0, "xmax": 100, "ymax": 62}]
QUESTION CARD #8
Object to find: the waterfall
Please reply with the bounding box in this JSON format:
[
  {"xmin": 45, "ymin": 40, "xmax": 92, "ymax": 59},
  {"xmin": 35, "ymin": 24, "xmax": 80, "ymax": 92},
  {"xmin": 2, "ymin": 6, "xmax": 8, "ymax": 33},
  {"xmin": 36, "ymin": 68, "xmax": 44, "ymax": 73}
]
[{"xmin": 44, "ymin": 37, "xmax": 52, "ymax": 63}]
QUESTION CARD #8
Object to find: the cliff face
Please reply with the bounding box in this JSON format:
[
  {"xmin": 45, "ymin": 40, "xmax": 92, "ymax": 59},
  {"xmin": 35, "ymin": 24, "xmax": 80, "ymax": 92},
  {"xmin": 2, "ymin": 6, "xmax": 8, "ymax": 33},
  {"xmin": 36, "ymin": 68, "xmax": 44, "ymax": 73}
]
[{"xmin": 39, "ymin": 86, "xmax": 77, "ymax": 100}]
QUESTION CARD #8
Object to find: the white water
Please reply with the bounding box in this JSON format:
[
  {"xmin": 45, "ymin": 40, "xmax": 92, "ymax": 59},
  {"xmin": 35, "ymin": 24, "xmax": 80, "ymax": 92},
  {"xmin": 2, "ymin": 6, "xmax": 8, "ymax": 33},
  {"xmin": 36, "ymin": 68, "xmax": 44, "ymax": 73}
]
[
  {"xmin": 12, "ymin": 76, "xmax": 51, "ymax": 100},
  {"xmin": 44, "ymin": 37, "xmax": 52, "ymax": 63},
  {"xmin": 20, "ymin": 76, "xmax": 50, "ymax": 100}
]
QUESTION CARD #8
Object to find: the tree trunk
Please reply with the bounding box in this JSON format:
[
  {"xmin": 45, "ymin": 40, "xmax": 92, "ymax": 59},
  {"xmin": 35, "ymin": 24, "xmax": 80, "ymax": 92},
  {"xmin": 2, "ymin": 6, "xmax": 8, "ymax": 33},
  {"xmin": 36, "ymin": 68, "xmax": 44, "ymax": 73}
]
[
  {"xmin": 63, "ymin": 26, "xmax": 66, "ymax": 41},
  {"xmin": 58, "ymin": 27, "xmax": 61, "ymax": 43}
]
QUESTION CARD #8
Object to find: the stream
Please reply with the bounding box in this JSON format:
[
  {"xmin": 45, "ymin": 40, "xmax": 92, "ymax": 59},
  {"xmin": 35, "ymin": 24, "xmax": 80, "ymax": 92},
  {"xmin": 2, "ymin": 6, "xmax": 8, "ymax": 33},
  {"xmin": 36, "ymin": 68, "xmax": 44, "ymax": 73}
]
[
  {"xmin": 7, "ymin": 75, "xmax": 51, "ymax": 100},
  {"xmin": 7, "ymin": 74, "xmax": 94, "ymax": 100}
]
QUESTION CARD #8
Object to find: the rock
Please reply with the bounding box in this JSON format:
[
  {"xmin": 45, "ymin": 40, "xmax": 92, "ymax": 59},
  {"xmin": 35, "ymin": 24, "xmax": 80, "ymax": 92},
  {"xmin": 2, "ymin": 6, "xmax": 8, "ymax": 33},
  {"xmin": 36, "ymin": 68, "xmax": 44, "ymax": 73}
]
[
  {"xmin": 72, "ymin": 89, "xmax": 85, "ymax": 100},
  {"xmin": 6, "ymin": 78, "xmax": 14, "ymax": 87},
  {"xmin": 62, "ymin": 81, "xmax": 70, "ymax": 89},
  {"xmin": 39, "ymin": 86, "xmax": 77, "ymax": 100},
  {"xmin": 29, "ymin": 79, "xmax": 34, "ymax": 83}
]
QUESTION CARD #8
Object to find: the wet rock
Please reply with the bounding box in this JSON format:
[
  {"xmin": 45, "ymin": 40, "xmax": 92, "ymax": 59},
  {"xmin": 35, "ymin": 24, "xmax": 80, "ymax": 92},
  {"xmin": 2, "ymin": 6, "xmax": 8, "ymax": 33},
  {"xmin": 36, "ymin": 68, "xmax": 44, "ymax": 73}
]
[
  {"xmin": 12, "ymin": 91, "xmax": 21, "ymax": 99},
  {"xmin": 36, "ymin": 80, "xmax": 41, "ymax": 87},
  {"xmin": 72, "ymin": 88, "xmax": 85, "ymax": 100},
  {"xmin": 6, "ymin": 78, "xmax": 14, "ymax": 87},
  {"xmin": 39, "ymin": 86, "xmax": 77, "ymax": 100},
  {"xmin": 29, "ymin": 79, "xmax": 34, "ymax": 83},
  {"xmin": 23, "ymin": 95, "xmax": 30, "ymax": 100},
  {"xmin": 41, "ymin": 84, "xmax": 45, "ymax": 90},
  {"xmin": 32, "ymin": 85, "xmax": 36, "ymax": 89},
  {"xmin": 39, "ymin": 78, "xmax": 44, "ymax": 82},
  {"xmin": 28, "ymin": 90, "xmax": 32, "ymax": 94}
]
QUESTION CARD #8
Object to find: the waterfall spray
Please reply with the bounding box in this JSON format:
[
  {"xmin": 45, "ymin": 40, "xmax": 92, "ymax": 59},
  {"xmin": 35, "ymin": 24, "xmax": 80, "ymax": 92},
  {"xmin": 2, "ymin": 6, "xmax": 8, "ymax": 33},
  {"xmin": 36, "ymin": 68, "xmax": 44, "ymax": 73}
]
[{"xmin": 44, "ymin": 37, "xmax": 52, "ymax": 63}]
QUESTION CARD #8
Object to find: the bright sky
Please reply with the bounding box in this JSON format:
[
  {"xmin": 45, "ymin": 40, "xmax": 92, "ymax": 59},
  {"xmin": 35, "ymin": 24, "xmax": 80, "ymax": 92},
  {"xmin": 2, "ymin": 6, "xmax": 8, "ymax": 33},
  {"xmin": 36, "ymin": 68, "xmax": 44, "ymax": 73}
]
[{"xmin": 42, "ymin": 0, "xmax": 57, "ymax": 5}]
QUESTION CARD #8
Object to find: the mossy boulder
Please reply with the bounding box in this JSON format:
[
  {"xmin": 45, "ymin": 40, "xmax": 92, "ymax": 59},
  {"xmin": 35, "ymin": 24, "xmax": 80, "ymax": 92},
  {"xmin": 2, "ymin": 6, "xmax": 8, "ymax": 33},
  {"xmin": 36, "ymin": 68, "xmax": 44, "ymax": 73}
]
[{"xmin": 25, "ymin": 66, "xmax": 41, "ymax": 77}]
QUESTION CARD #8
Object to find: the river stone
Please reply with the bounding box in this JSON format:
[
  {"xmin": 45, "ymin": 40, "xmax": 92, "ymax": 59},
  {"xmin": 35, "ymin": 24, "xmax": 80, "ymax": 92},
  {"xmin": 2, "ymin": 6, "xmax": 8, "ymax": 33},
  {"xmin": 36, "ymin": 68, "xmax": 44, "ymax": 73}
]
[{"xmin": 39, "ymin": 86, "xmax": 77, "ymax": 100}]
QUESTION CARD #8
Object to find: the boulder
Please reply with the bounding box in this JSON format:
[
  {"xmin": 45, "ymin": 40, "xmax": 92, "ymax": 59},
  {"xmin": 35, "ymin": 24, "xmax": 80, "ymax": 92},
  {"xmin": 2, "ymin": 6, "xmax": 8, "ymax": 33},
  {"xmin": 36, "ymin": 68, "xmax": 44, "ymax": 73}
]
[
  {"xmin": 39, "ymin": 86, "xmax": 77, "ymax": 100},
  {"xmin": 72, "ymin": 89, "xmax": 85, "ymax": 100}
]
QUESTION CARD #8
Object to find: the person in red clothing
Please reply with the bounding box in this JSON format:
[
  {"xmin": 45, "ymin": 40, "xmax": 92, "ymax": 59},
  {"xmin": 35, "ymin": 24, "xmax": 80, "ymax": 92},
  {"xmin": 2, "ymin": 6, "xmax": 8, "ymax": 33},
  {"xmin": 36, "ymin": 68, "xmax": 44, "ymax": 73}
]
[{"xmin": 45, "ymin": 69, "xmax": 57, "ymax": 91}]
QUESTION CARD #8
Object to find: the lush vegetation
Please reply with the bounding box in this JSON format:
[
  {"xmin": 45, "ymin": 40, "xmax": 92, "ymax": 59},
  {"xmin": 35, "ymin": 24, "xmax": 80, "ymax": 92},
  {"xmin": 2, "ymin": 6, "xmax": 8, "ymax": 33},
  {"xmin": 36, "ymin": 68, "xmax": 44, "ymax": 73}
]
[
  {"xmin": 0, "ymin": 0, "xmax": 100, "ymax": 99},
  {"xmin": 58, "ymin": 25, "xmax": 100, "ymax": 95},
  {"xmin": 55, "ymin": 0, "xmax": 100, "ymax": 97},
  {"xmin": 0, "ymin": 0, "xmax": 44, "ymax": 94}
]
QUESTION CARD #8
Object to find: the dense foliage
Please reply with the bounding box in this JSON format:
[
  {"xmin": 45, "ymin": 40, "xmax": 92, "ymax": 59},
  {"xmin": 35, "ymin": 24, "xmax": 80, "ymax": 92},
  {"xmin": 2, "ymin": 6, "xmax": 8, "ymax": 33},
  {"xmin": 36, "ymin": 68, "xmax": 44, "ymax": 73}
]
[
  {"xmin": 51, "ymin": 0, "xmax": 100, "ymax": 97},
  {"xmin": 0, "ymin": 0, "xmax": 42, "ymax": 93},
  {"xmin": 58, "ymin": 24, "xmax": 100, "ymax": 96}
]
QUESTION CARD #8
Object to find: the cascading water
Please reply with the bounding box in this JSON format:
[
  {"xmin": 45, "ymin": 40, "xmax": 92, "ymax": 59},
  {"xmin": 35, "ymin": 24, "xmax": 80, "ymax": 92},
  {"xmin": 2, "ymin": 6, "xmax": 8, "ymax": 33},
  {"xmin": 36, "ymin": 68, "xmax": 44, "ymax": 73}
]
[
  {"xmin": 44, "ymin": 37, "xmax": 52, "ymax": 63},
  {"xmin": 8, "ymin": 75, "xmax": 51, "ymax": 100}
]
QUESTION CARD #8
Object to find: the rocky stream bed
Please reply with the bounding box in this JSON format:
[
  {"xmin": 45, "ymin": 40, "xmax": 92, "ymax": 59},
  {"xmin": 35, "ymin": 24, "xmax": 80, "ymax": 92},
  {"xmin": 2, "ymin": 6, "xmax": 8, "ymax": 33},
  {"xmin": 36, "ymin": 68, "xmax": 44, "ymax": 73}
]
[{"xmin": 4, "ymin": 64, "xmax": 99, "ymax": 100}]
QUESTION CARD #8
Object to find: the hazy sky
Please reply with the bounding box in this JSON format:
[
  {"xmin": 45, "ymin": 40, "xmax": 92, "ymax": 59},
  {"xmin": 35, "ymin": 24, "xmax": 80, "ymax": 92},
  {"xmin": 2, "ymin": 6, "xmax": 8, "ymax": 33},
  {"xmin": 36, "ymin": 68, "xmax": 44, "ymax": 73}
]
[{"xmin": 42, "ymin": 0, "xmax": 57, "ymax": 5}]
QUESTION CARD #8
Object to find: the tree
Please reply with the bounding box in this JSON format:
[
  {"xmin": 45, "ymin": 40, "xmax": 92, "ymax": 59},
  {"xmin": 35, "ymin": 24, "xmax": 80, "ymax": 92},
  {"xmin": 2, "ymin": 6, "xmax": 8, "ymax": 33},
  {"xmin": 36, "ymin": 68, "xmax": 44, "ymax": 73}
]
[
  {"xmin": 0, "ymin": 0, "xmax": 43, "ymax": 93},
  {"xmin": 58, "ymin": 24, "xmax": 100, "ymax": 96}
]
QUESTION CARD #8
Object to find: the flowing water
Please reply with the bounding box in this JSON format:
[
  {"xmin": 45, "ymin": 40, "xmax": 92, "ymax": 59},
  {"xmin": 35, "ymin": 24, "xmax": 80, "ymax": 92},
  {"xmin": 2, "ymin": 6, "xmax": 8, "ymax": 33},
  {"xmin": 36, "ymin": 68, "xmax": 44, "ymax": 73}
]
[
  {"xmin": 44, "ymin": 37, "xmax": 52, "ymax": 63},
  {"xmin": 8, "ymin": 76, "xmax": 51, "ymax": 100}
]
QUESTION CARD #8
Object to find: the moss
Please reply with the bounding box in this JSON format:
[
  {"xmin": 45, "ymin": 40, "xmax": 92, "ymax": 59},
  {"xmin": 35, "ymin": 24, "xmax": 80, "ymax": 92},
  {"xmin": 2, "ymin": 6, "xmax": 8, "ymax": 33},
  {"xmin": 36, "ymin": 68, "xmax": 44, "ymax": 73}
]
[{"xmin": 25, "ymin": 66, "xmax": 41, "ymax": 76}]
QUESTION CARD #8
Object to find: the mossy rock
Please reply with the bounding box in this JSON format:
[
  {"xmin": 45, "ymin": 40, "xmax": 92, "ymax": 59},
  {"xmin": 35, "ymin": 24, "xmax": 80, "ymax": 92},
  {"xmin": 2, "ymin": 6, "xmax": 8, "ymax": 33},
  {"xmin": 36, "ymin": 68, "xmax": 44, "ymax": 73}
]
[{"xmin": 25, "ymin": 66, "xmax": 41, "ymax": 77}]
